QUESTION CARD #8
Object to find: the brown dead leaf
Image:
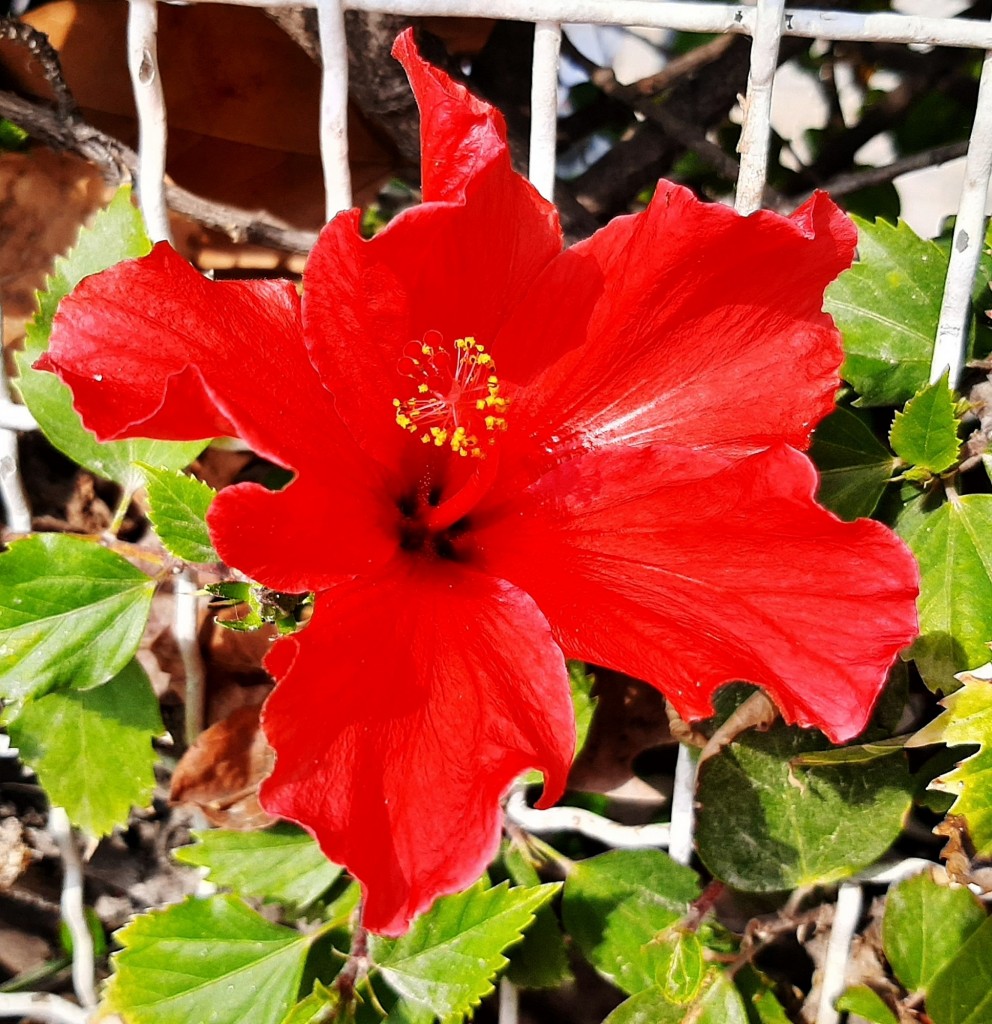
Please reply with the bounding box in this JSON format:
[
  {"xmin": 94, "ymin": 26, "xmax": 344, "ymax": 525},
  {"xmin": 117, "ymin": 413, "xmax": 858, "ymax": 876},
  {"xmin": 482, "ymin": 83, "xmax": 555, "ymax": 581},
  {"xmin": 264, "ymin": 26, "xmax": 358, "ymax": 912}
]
[
  {"xmin": 170, "ymin": 704, "xmax": 275, "ymax": 830},
  {"xmin": 0, "ymin": 818, "xmax": 29, "ymax": 890},
  {"xmin": 569, "ymin": 671, "xmax": 671, "ymax": 804},
  {"xmin": 934, "ymin": 815, "xmax": 974, "ymax": 886},
  {"xmin": 0, "ymin": 148, "xmax": 110, "ymax": 345},
  {"xmin": 0, "ymin": 1, "xmax": 398, "ymax": 233}
]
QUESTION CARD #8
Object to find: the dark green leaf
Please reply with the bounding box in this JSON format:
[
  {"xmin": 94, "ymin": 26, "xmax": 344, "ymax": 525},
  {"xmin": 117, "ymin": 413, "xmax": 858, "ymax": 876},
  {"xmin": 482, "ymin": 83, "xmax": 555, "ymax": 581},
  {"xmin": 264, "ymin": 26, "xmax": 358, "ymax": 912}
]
[
  {"xmin": 371, "ymin": 881, "xmax": 558, "ymax": 1024},
  {"xmin": 0, "ymin": 534, "xmax": 155, "ymax": 700},
  {"xmin": 834, "ymin": 986, "xmax": 898, "ymax": 1024},
  {"xmin": 142, "ymin": 466, "xmax": 218, "ymax": 563},
  {"xmin": 561, "ymin": 849, "xmax": 700, "ymax": 995},
  {"xmin": 105, "ymin": 895, "xmax": 313, "ymax": 1024},
  {"xmin": 825, "ymin": 216, "xmax": 945, "ymax": 406},
  {"xmin": 15, "ymin": 186, "xmax": 208, "ymax": 488},
  {"xmin": 882, "ymin": 871, "xmax": 986, "ymax": 995},
  {"xmin": 175, "ymin": 825, "xmax": 342, "ymax": 910},
  {"xmin": 6, "ymin": 660, "xmax": 161, "ymax": 835},
  {"xmin": 889, "ymin": 373, "xmax": 960, "ymax": 474},
  {"xmin": 501, "ymin": 845, "xmax": 571, "ymax": 989},
  {"xmin": 927, "ymin": 916, "xmax": 992, "ymax": 1024},
  {"xmin": 695, "ymin": 722, "xmax": 913, "ymax": 891},
  {"xmin": 809, "ymin": 407, "xmax": 897, "ymax": 520},
  {"xmin": 907, "ymin": 495, "xmax": 992, "ymax": 691}
]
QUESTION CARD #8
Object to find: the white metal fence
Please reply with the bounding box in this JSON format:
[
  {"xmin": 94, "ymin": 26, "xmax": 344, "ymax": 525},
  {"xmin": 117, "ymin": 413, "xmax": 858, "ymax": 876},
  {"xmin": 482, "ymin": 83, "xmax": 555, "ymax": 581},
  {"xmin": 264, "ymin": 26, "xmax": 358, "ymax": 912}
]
[{"xmin": 1, "ymin": 3, "xmax": 991, "ymax": 1023}]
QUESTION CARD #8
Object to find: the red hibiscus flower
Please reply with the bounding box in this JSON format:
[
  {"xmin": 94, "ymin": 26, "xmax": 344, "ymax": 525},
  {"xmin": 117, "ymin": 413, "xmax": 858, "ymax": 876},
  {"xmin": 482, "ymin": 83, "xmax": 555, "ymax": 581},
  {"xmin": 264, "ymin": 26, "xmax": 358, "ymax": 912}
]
[{"xmin": 40, "ymin": 31, "xmax": 918, "ymax": 935}]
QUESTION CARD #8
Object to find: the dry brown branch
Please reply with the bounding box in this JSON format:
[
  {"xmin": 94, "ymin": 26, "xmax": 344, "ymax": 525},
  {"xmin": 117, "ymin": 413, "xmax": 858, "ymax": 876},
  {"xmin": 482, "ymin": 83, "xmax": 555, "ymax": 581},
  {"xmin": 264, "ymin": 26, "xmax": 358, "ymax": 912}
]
[
  {"xmin": 789, "ymin": 140, "xmax": 971, "ymax": 210},
  {"xmin": 0, "ymin": 90, "xmax": 319, "ymax": 253}
]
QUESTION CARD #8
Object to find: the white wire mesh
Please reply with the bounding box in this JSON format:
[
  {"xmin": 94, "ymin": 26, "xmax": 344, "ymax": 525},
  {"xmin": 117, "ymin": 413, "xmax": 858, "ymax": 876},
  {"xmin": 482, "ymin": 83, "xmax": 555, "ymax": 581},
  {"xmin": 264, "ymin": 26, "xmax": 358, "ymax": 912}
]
[{"xmin": 2, "ymin": 6, "xmax": 990, "ymax": 1016}]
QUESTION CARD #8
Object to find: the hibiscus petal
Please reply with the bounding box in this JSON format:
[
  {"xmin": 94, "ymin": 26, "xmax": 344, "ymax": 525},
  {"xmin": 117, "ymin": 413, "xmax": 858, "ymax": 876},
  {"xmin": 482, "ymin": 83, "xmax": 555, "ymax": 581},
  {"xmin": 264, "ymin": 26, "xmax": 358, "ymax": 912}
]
[
  {"xmin": 495, "ymin": 184, "xmax": 856, "ymax": 473},
  {"xmin": 259, "ymin": 559, "xmax": 575, "ymax": 935},
  {"xmin": 301, "ymin": 39, "xmax": 561, "ymax": 465},
  {"xmin": 473, "ymin": 443, "xmax": 918, "ymax": 743},
  {"xmin": 207, "ymin": 476, "xmax": 397, "ymax": 589},
  {"xmin": 42, "ymin": 242, "xmax": 343, "ymax": 470},
  {"xmin": 392, "ymin": 28, "xmax": 512, "ymax": 205}
]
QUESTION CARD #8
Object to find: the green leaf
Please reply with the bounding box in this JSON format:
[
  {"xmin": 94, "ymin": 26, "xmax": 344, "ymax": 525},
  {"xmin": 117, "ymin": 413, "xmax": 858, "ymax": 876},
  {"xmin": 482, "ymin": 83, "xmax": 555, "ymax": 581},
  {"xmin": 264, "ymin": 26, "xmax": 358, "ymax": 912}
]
[
  {"xmin": 834, "ymin": 986, "xmax": 898, "ymax": 1024},
  {"xmin": 175, "ymin": 825, "xmax": 342, "ymax": 911},
  {"xmin": 501, "ymin": 845, "xmax": 571, "ymax": 989},
  {"xmin": 907, "ymin": 496, "xmax": 992, "ymax": 691},
  {"xmin": 809, "ymin": 406, "xmax": 897, "ymax": 520},
  {"xmin": 371, "ymin": 880, "xmax": 558, "ymax": 1024},
  {"xmin": 382, "ymin": 999, "xmax": 435, "ymax": 1024},
  {"xmin": 927, "ymin": 916, "xmax": 992, "ymax": 1024},
  {"xmin": 520, "ymin": 660, "xmax": 597, "ymax": 786},
  {"xmin": 910, "ymin": 676, "xmax": 992, "ymax": 854},
  {"xmin": 6, "ymin": 660, "xmax": 161, "ymax": 835},
  {"xmin": 569, "ymin": 661, "xmax": 597, "ymax": 756},
  {"xmin": 882, "ymin": 871, "xmax": 987, "ymax": 995},
  {"xmin": 142, "ymin": 465, "xmax": 218, "ymax": 562},
  {"xmin": 695, "ymin": 721, "xmax": 913, "ymax": 892},
  {"xmin": 825, "ymin": 216, "xmax": 945, "ymax": 407},
  {"xmin": 889, "ymin": 373, "xmax": 960, "ymax": 474},
  {"xmin": 734, "ymin": 966, "xmax": 792, "ymax": 1024},
  {"xmin": 654, "ymin": 930, "xmax": 705, "ymax": 1005},
  {"xmin": 791, "ymin": 737, "xmax": 908, "ymax": 767},
  {"xmin": 602, "ymin": 973, "xmax": 748, "ymax": 1024},
  {"xmin": 561, "ymin": 849, "xmax": 701, "ymax": 995},
  {"xmin": 105, "ymin": 895, "xmax": 313, "ymax": 1024},
  {"xmin": 0, "ymin": 534, "xmax": 155, "ymax": 700},
  {"xmin": 279, "ymin": 983, "xmax": 338, "ymax": 1024},
  {"xmin": 15, "ymin": 186, "xmax": 209, "ymax": 489}
]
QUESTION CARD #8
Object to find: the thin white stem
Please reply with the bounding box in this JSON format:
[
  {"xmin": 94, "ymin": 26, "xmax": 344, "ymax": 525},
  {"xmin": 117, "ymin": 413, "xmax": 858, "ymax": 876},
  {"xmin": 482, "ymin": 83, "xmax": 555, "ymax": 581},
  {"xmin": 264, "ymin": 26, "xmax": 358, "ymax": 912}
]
[
  {"xmin": 0, "ymin": 400, "xmax": 38, "ymax": 432},
  {"xmin": 849, "ymin": 857, "xmax": 934, "ymax": 886},
  {"xmin": 668, "ymin": 744, "xmax": 696, "ymax": 866},
  {"xmin": 184, "ymin": 1, "xmax": 992, "ymax": 51},
  {"xmin": 47, "ymin": 808, "xmax": 97, "ymax": 1011},
  {"xmin": 0, "ymin": 992, "xmax": 90, "ymax": 1024},
  {"xmin": 127, "ymin": 0, "xmax": 171, "ymax": 243},
  {"xmin": 816, "ymin": 882, "xmax": 863, "ymax": 1024},
  {"xmin": 0, "ymin": 341, "xmax": 31, "ymax": 535},
  {"xmin": 317, "ymin": 0, "xmax": 353, "ymax": 219},
  {"xmin": 175, "ymin": 569, "xmax": 205, "ymax": 747},
  {"xmin": 931, "ymin": 14, "xmax": 992, "ymax": 390},
  {"xmin": 497, "ymin": 977, "xmax": 518, "ymax": 1024},
  {"xmin": 735, "ymin": 0, "xmax": 785, "ymax": 215},
  {"xmin": 529, "ymin": 21, "xmax": 561, "ymax": 202},
  {"xmin": 505, "ymin": 787, "xmax": 670, "ymax": 848}
]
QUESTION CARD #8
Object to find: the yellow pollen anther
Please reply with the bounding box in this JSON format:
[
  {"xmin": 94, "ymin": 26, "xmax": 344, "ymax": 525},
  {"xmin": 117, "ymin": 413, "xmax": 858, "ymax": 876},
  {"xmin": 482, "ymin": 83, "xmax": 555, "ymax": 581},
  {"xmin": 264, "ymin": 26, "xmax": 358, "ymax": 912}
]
[{"xmin": 392, "ymin": 333, "xmax": 510, "ymax": 458}]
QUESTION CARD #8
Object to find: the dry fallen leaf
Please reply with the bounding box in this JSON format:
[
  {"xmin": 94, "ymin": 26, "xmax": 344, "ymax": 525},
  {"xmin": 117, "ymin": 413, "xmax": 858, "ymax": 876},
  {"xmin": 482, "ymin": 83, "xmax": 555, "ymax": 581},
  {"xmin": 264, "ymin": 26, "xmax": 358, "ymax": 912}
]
[{"xmin": 170, "ymin": 704, "xmax": 275, "ymax": 830}]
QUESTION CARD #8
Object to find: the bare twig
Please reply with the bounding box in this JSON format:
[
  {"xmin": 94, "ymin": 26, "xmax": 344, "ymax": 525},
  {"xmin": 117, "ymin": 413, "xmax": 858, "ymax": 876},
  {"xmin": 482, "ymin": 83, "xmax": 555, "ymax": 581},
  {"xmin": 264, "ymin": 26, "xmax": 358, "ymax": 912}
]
[
  {"xmin": 0, "ymin": 992, "xmax": 89, "ymax": 1024},
  {"xmin": 0, "ymin": 311, "xmax": 32, "ymax": 534},
  {"xmin": 498, "ymin": 978, "xmax": 519, "ymax": 1024},
  {"xmin": 505, "ymin": 786, "xmax": 671, "ymax": 849},
  {"xmin": 0, "ymin": 90, "xmax": 319, "ymax": 253},
  {"xmin": 47, "ymin": 808, "xmax": 97, "ymax": 1011},
  {"xmin": 0, "ymin": 17, "xmax": 77, "ymax": 121},
  {"xmin": 175, "ymin": 570, "xmax": 205, "ymax": 747},
  {"xmin": 667, "ymin": 744, "xmax": 696, "ymax": 866},
  {"xmin": 789, "ymin": 140, "xmax": 971, "ymax": 209},
  {"xmin": 816, "ymin": 883, "xmax": 863, "ymax": 1024}
]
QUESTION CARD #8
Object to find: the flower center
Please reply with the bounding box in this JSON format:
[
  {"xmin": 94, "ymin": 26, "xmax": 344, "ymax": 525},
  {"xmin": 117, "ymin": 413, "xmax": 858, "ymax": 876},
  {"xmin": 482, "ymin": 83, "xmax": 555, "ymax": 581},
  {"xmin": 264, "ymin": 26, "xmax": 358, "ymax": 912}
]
[{"xmin": 392, "ymin": 331, "xmax": 509, "ymax": 458}]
